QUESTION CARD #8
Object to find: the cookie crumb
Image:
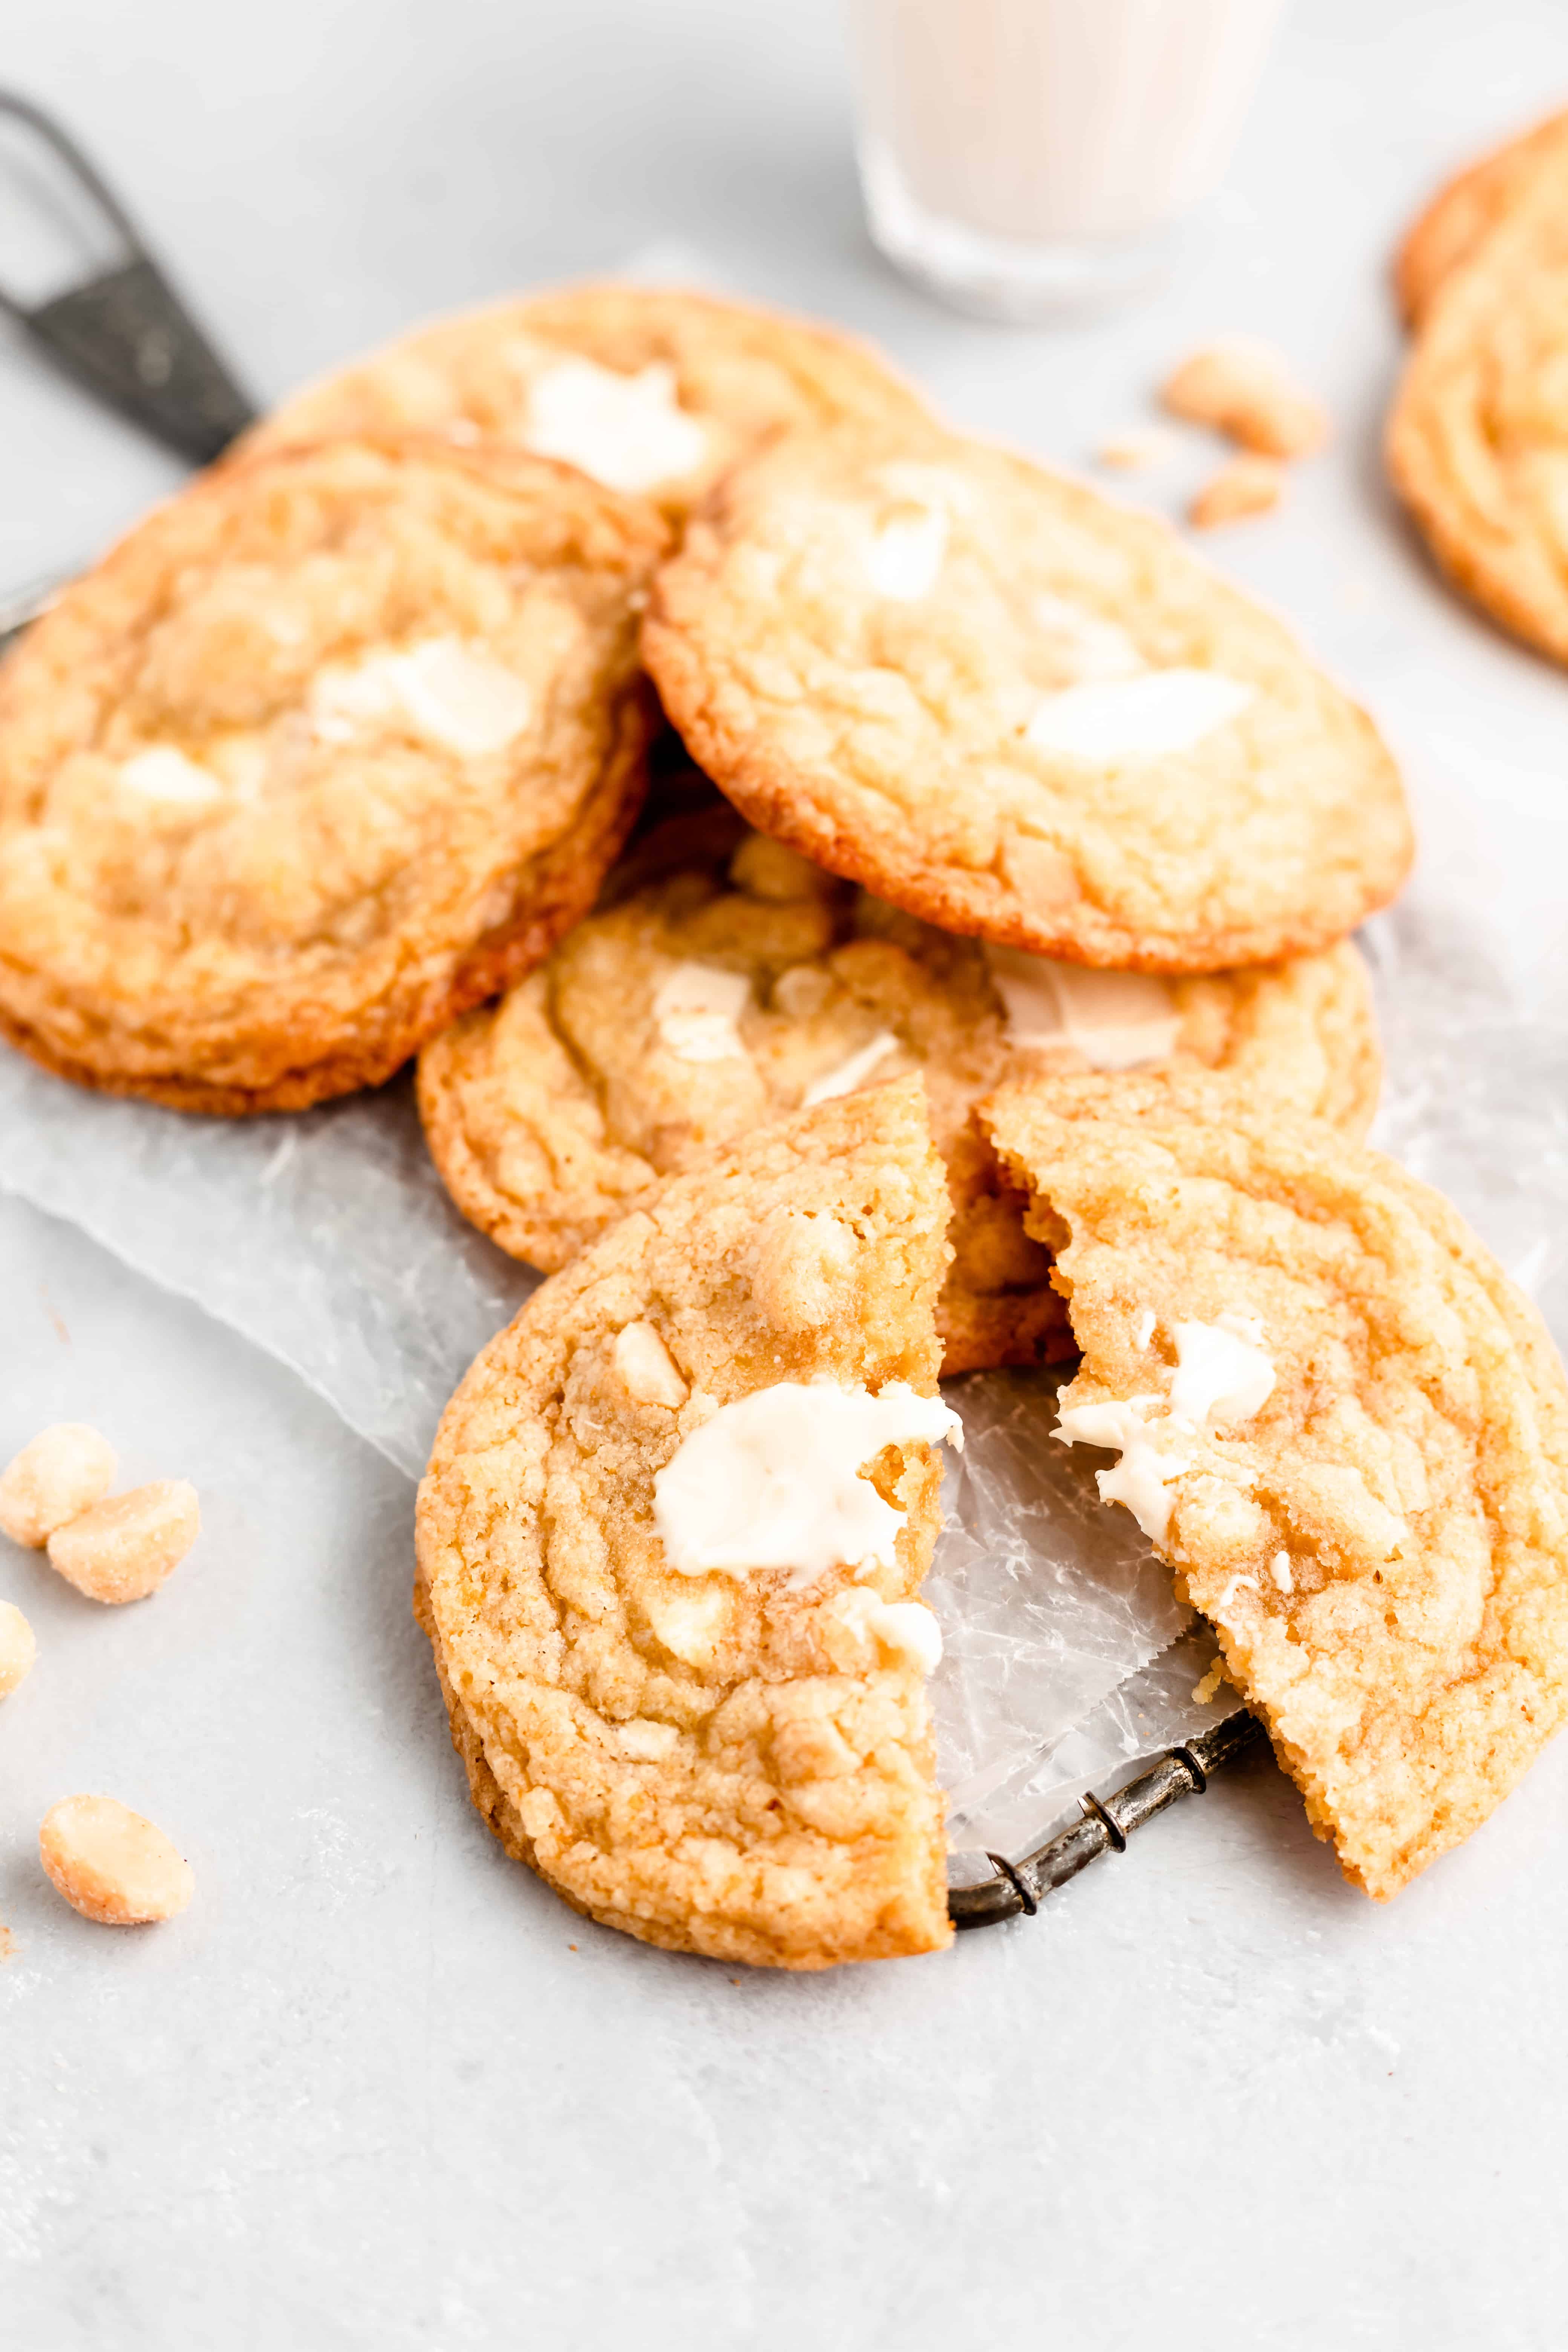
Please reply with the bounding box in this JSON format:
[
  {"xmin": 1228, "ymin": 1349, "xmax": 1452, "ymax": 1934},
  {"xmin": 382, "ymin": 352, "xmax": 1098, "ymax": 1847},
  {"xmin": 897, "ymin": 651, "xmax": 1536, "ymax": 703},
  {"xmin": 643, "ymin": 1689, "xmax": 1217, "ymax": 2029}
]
[
  {"xmin": 47, "ymin": 1479, "xmax": 201, "ymax": 1604},
  {"xmin": 1095, "ymin": 427, "xmax": 1179, "ymax": 472},
  {"xmin": 0, "ymin": 1600, "xmax": 37, "ymax": 1697},
  {"xmin": 39, "ymin": 1795, "xmax": 195, "ymax": 1925},
  {"xmin": 1161, "ymin": 341, "xmax": 1328, "ymax": 459},
  {"xmin": 1189, "ymin": 455, "xmax": 1286, "ymax": 530},
  {"xmin": 0, "ymin": 1424, "xmax": 116, "ymax": 1548},
  {"xmin": 0, "ymin": 1924, "xmax": 14, "ymax": 1964},
  {"xmin": 1191, "ymin": 1655, "xmax": 1230, "ymax": 1705}
]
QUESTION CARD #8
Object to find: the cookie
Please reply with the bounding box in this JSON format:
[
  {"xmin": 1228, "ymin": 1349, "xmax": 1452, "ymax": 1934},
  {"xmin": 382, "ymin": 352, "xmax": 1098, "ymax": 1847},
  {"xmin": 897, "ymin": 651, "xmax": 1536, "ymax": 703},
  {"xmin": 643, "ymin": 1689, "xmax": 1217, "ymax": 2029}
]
[
  {"xmin": 0, "ymin": 439, "xmax": 666, "ymax": 1113},
  {"xmin": 1395, "ymin": 108, "xmax": 1568, "ymax": 328},
  {"xmin": 417, "ymin": 810, "xmax": 1381, "ymax": 1376},
  {"xmin": 1388, "ymin": 137, "xmax": 1568, "ymax": 666},
  {"xmin": 414, "ymin": 1075, "xmax": 956, "ymax": 1969},
  {"xmin": 643, "ymin": 422, "xmax": 1412, "ymax": 971},
  {"xmin": 982, "ymin": 1071, "xmax": 1568, "ymax": 1902},
  {"xmin": 245, "ymin": 285, "xmax": 931, "ymax": 523}
]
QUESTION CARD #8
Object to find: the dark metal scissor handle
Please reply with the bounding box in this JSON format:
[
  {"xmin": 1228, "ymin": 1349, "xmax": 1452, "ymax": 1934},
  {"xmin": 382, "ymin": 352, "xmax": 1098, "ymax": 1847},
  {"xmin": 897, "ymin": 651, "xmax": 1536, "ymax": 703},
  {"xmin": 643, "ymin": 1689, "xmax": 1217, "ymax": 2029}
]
[
  {"xmin": 949, "ymin": 1708, "xmax": 1266, "ymax": 1928},
  {"xmin": 0, "ymin": 89, "xmax": 257, "ymax": 464}
]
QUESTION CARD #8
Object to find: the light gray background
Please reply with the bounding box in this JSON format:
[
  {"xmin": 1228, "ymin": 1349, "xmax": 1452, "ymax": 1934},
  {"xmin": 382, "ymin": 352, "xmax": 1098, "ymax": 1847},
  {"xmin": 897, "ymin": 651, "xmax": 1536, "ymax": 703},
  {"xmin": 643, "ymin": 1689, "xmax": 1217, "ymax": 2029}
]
[{"xmin": 3, "ymin": 3, "xmax": 1568, "ymax": 2346}]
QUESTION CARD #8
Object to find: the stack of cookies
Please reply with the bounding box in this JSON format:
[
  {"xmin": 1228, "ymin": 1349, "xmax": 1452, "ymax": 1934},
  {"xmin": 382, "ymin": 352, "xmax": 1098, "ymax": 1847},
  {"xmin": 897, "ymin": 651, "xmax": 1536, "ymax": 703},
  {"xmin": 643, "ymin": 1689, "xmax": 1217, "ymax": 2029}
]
[{"xmin": 3, "ymin": 283, "xmax": 1565, "ymax": 1972}]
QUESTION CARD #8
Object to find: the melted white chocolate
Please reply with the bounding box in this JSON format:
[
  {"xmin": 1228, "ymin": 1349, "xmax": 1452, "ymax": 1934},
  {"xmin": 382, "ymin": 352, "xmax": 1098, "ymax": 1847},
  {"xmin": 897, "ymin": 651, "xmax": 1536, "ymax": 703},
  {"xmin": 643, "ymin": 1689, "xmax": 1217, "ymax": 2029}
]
[
  {"xmin": 523, "ymin": 356, "xmax": 709, "ymax": 493},
  {"xmin": 653, "ymin": 1380, "xmax": 962, "ymax": 1586}
]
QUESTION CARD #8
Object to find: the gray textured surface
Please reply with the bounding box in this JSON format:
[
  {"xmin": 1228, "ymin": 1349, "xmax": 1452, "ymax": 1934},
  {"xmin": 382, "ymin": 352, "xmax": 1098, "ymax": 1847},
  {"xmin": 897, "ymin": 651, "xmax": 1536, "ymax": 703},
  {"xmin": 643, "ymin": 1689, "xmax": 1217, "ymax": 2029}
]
[{"xmin": 4, "ymin": 2, "xmax": 1568, "ymax": 2344}]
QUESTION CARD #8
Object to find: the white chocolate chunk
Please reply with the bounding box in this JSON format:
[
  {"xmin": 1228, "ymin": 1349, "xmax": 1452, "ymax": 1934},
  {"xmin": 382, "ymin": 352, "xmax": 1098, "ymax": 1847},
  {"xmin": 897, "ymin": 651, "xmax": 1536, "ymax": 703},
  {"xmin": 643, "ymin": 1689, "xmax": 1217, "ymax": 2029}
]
[
  {"xmin": 522, "ymin": 356, "xmax": 709, "ymax": 492},
  {"xmin": 1169, "ymin": 1317, "xmax": 1276, "ymax": 1427},
  {"xmin": 802, "ymin": 1029, "xmax": 900, "ymax": 1107},
  {"xmin": 0, "ymin": 1600, "xmax": 36, "ymax": 1697},
  {"xmin": 639, "ymin": 1582, "xmax": 732, "ymax": 1665},
  {"xmin": 310, "ymin": 638, "xmax": 532, "ymax": 756},
  {"xmin": 1025, "ymin": 668, "xmax": 1254, "ymax": 759},
  {"xmin": 1270, "ymin": 1551, "xmax": 1294, "ymax": 1594},
  {"xmin": 0, "ymin": 1423, "xmax": 117, "ymax": 1548},
  {"xmin": 653, "ymin": 1380, "xmax": 963, "ymax": 1587},
  {"xmin": 118, "ymin": 747, "xmax": 228, "ymax": 805},
  {"xmin": 38, "ymin": 1795, "xmax": 194, "ymax": 1926},
  {"xmin": 617, "ymin": 1719, "xmax": 680, "ymax": 1761},
  {"xmin": 651, "ymin": 961, "xmax": 752, "ymax": 1063},
  {"xmin": 837, "ymin": 1588, "xmax": 944, "ymax": 1673},
  {"xmin": 1032, "ymin": 594, "xmax": 1144, "ymax": 681},
  {"xmin": 984, "ymin": 945, "xmax": 1181, "ymax": 1070},
  {"xmin": 1054, "ymin": 1395, "xmax": 1191, "ymax": 1542},
  {"xmin": 1133, "ymin": 1307, "xmax": 1157, "ymax": 1351},
  {"xmin": 47, "ymin": 1479, "xmax": 201, "ymax": 1605},
  {"xmin": 864, "ymin": 507, "xmax": 948, "ymax": 600},
  {"xmin": 1057, "ymin": 1313, "xmax": 1274, "ymax": 1547},
  {"xmin": 1215, "ymin": 1573, "xmax": 1260, "ymax": 1612},
  {"xmin": 614, "ymin": 1321, "xmax": 689, "ymax": 1409}
]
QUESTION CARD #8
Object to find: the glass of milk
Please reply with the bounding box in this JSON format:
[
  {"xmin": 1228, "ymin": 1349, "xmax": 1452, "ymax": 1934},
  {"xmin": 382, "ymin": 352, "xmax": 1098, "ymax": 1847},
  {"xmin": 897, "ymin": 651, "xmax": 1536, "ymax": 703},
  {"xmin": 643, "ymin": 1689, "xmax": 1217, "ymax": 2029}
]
[{"xmin": 847, "ymin": 0, "xmax": 1287, "ymax": 319}]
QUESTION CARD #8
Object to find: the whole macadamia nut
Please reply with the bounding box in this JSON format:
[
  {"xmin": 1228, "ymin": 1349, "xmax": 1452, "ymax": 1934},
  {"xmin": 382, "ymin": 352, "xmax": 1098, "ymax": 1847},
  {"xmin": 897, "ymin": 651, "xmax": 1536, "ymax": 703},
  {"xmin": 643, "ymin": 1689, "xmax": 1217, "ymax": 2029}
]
[
  {"xmin": 0, "ymin": 1424, "xmax": 116, "ymax": 1548},
  {"xmin": 47, "ymin": 1481, "xmax": 201, "ymax": 1604},
  {"xmin": 40, "ymin": 1795, "xmax": 195, "ymax": 1925}
]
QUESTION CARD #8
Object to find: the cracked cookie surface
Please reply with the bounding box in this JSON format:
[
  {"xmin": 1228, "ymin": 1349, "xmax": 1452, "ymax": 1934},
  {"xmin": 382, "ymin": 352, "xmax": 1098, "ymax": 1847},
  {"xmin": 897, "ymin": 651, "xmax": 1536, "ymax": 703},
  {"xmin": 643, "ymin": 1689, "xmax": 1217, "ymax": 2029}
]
[
  {"xmin": 644, "ymin": 421, "xmax": 1412, "ymax": 971},
  {"xmin": 245, "ymin": 285, "xmax": 930, "ymax": 522},
  {"xmin": 1389, "ymin": 124, "xmax": 1568, "ymax": 667},
  {"xmin": 983, "ymin": 1071, "xmax": 1568, "ymax": 1902},
  {"xmin": 0, "ymin": 438, "xmax": 666, "ymax": 1112},
  {"xmin": 418, "ymin": 810, "xmax": 1380, "ymax": 1373},
  {"xmin": 414, "ymin": 1076, "xmax": 954, "ymax": 1969}
]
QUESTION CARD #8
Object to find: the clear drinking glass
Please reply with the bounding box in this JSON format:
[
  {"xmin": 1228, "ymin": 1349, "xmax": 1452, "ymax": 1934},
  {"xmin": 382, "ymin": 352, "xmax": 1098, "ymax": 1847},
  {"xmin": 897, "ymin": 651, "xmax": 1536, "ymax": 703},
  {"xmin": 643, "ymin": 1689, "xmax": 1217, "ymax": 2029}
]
[{"xmin": 848, "ymin": 0, "xmax": 1288, "ymax": 321}]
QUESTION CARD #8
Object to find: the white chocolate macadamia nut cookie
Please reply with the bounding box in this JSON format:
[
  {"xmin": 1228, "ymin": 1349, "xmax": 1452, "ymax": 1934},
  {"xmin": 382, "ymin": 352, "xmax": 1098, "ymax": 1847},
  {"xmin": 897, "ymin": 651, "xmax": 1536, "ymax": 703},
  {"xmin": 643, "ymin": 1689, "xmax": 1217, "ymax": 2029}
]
[
  {"xmin": 0, "ymin": 439, "xmax": 666, "ymax": 1112},
  {"xmin": 418, "ymin": 811, "xmax": 1380, "ymax": 1376},
  {"xmin": 644, "ymin": 422, "xmax": 1412, "ymax": 970},
  {"xmin": 982, "ymin": 1070, "xmax": 1568, "ymax": 1902},
  {"xmin": 415, "ymin": 1077, "xmax": 957, "ymax": 1969}
]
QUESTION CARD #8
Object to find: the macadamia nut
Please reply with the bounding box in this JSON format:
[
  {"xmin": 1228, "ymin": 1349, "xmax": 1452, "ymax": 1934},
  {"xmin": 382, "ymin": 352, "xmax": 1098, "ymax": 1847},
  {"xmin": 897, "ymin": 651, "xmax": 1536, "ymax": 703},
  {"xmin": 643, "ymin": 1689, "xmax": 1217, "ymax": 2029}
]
[
  {"xmin": 0, "ymin": 1600, "xmax": 36, "ymax": 1697},
  {"xmin": 0, "ymin": 1423, "xmax": 116, "ymax": 1548},
  {"xmin": 47, "ymin": 1479, "xmax": 201, "ymax": 1604},
  {"xmin": 1161, "ymin": 340, "xmax": 1328, "ymax": 459},
  {"xmin": 39, "ymin": 1795, "xmax": 194, "ymax": 1925},
  {"xmin": 1189, "ymin": 455, "xmax": 1286, "ymax": 530}
]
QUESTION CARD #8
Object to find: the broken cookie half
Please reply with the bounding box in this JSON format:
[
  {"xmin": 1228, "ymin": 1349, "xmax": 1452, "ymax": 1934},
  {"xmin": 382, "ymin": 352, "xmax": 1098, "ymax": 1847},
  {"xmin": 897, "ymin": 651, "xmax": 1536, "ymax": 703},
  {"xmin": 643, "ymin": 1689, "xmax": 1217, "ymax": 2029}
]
[
  {"xmin": 982, "ymin": 1072, "xmax": 1568, "ymax": 1901},
  {"xmin": 415, "ymin": 1075, "xmax": 959, "ymax": 1968}
]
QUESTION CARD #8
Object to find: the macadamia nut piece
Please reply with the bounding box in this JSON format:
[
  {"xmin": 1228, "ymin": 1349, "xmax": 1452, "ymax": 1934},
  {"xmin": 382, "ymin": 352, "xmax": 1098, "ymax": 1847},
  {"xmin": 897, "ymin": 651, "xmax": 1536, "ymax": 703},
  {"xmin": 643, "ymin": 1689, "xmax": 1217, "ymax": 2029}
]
[
  {"xmin": 39, "ymin": 1795, "xmax": 194, "ymax": 1925},
  {"xmin": 1161, "ymin": 340, "xmax": 1328, "ymax": 459},
  {"xmin": 0, "ymin": 1423, "xmax": 116, "ymax": 1548},
  {"xmin": 47, "ymin": 1479, "xmax": 201, "ymax": 1603},
  {"xmin": 1189, "ymin": 455, "xmax": 1286, "ymax": 530},
  {"xmin": 0, "ymin": 1600, "xmax": 36, "ymax": 1697}
]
